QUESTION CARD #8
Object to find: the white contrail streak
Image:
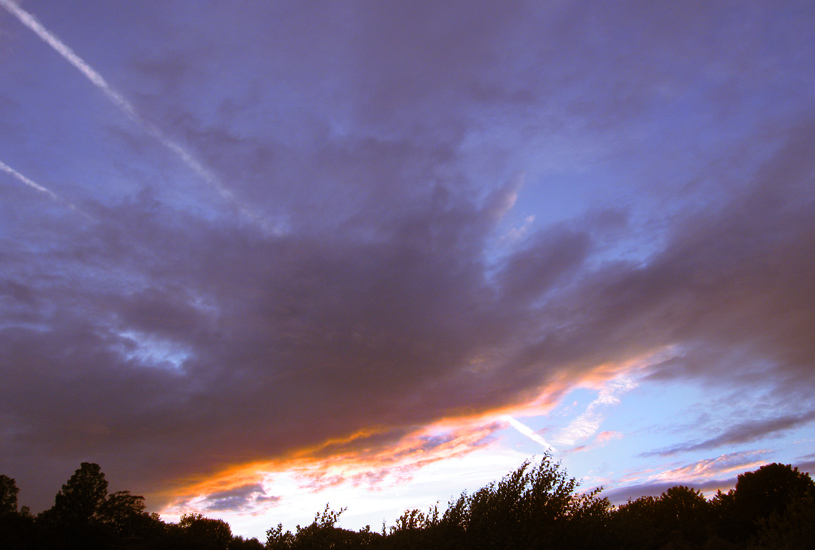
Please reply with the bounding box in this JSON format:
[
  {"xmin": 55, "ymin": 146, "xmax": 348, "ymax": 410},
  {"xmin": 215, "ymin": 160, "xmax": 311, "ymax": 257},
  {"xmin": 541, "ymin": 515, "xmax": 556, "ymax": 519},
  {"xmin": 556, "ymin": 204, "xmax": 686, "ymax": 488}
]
[
  {"xmin": 0, "ymin": 159, "xmax": 93, "ymax": 220},
  {"xmin": 0, "ymin": 0, "xmax": 138, "ymax": 120},
  {"xmin": 0, "ymin": 0, "xmax": 263, "ymax": 226},
  {"xmin": 0, "ymin": 158, "xmax": 59, "ymax": 200},
  {"xmin": 501, "ymin": 415, "xmax": 556, "ymax": 452}
]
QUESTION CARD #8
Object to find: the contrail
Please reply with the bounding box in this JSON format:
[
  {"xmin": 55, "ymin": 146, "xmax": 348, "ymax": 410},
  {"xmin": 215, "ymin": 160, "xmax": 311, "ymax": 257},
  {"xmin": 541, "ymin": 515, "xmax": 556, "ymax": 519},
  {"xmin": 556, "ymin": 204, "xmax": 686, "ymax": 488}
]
[
  {"xmin": 0, "ymin": 0, "xmax": 263, "ymax": 227},
  {"xmin": 0, "ymin": 159, "xmax": 93, "ymax": 220},
  {"xmin": 501, "ymin": 415, "xmax": 556, "ymax": 452},
  {"xmin": 0, "ymin": 0, "xmax": 138, "ymax": 120},
  {"xmin": 0, "ymin": 158, "xmax": 60, "ymax": 200}
]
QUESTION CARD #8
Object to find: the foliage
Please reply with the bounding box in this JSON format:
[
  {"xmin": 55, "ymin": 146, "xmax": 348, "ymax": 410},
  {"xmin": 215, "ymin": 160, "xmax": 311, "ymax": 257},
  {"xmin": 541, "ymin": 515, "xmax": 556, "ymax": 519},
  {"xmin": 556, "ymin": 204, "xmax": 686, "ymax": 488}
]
[
  {"xmin": 613, "ymin": 494, "xmax": 662, "ymax": 549},
  {"xmin": 387, "ymin": 505, "xmax": 442, "ymax": 549},
  {"xmin": 99, "ymin": 489, "xmax": 156, "ymax": 538},
  {"xmin": 1, "ymin": 459, "xmax": 814, "ymax": 550},
  {"xmin": 748, "ymin": 487, "xmax": 815, "ymax": 549},
  {"xmin": 433, "ymin": 453, "xmax": 611, "ymax": 550},
  {"xmin": 717, "ymin": 462, "xmax": 815, "ymax": 544},
  {"xmin": 49, "ymin": 462, "xmax": 109, "ymax": 525},
  {"xmin": 0, "ymin": 475, "xmax": 19, "ymax": 516},
  {"xmin": 176, "ymin": 512, "xmax": 234, "ymax": 550},
  {"xmin": 654, "ymin": 485, "xmax": 711, "ymax": 544},
  {"xmin": 266, "ymin": 504, "xmax": 380, "ymax": 550},
  {"xmin": 266, "ymin": 521, "xmax": 296, "ymax": 550},
  {"xmin": 0, "ymin": 474, "xmax": 35, "ymax": 550},
  {"xmin": 614, "ymin": 486, "xmax": 712, "ymax": 549},
  {"xmin": 230, "ymin": 534, "xmax": 266, "ymax": 550}
]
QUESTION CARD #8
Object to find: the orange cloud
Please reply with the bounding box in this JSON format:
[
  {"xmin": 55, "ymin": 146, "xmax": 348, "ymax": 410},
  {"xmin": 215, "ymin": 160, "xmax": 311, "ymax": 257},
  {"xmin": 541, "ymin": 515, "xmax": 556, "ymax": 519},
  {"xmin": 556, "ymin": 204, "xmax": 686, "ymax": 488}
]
[
  {"xmin": 160, "ymin": 350, "xmax": 668, "ymax": 518},
  {"xmin": 596, "ymin": 431, "xmax": 623, "ymax": 445},
  {"xmin": 651, "ymin": 450, "xmax": 772, "ymax": 485},
  {"xmin": 160, "ymin": 416, "xmax": 501, "ymax": 517}
]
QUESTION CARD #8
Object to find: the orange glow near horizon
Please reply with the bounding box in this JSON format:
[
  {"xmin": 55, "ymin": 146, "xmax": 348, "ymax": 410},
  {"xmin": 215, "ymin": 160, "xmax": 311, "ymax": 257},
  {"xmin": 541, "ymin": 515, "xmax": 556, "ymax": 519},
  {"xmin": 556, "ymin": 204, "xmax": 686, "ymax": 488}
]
[{"xmin": 158, "ymin": 348, "xmax": 677, "ymax": 520}]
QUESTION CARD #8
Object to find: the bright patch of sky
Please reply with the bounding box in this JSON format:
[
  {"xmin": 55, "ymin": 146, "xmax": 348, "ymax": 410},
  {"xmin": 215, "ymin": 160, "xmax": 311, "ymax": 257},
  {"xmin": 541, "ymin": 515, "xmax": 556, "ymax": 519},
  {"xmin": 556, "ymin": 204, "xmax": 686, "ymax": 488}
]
[{"xmin": 118, "ymin": 330, "xmax": 189, "ymax": 371}]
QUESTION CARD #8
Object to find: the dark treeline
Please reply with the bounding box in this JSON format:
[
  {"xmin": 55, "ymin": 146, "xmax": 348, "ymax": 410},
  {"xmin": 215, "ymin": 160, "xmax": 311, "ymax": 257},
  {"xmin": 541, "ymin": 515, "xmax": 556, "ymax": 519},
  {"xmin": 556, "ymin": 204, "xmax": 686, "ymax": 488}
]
[{"xmin": 1, "ymin": 455, "xmax": 813, "ymax": 550}]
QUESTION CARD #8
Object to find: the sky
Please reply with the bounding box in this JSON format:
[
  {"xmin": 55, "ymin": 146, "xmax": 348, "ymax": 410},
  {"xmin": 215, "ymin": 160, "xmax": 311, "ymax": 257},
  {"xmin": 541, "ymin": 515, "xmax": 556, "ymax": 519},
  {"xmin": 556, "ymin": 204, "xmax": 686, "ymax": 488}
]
[{"xmin": 1, "ymin": 0, "xmax": 814, "ymax": 540}]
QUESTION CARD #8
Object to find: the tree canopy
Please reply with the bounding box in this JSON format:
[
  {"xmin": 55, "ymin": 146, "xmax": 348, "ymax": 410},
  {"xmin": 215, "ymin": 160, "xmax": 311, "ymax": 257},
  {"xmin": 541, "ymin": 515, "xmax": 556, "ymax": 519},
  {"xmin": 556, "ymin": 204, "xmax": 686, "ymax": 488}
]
[{"xmin": 0, "ymin": 459, "xmax": 812, "ymax": 549}]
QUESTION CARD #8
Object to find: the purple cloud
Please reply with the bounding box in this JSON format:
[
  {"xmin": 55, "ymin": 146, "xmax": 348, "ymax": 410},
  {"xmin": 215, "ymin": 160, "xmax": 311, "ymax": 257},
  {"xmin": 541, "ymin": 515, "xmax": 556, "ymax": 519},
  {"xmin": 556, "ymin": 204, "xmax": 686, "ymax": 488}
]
[
  {"xmin": 200, "ymin": 484, "xmax": 281, "ymax": 513},
  {"xmin": 645, "ymin": 411, "xmax": 815, "ymax": 457}
]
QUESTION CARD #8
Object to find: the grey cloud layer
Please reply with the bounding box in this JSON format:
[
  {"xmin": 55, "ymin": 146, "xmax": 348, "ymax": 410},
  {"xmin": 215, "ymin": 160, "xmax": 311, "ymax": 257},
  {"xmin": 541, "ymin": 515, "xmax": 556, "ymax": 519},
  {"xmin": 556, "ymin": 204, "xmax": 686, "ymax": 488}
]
[
  {"xmin": 1, "ymin": 0, "xmax": 814, "ymax": 511},
  {"xmin": 647, "ymin": 411, "xmax": 815, "ymax": 458}
]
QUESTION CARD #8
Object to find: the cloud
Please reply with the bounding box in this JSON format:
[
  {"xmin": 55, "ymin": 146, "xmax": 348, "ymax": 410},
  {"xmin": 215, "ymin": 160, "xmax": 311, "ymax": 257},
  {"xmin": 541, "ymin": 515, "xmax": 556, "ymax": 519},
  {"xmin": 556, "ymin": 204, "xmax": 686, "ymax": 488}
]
[
  {"xmin": 200, "ymin": 484, "xmax": 281, "ymax": 513},
  {"xmin": 604, "ymin": 479, "xmax": 734, "ymax": 505},
  {"xmin": 595, "ymin": 431, "xmax": 623, "ymax": 446},
  {"xmin": 0, "ymin": 0, "xmax": 814, "ymax": 519},
  {"xmin": 604, "ymin": 450, "xmax": 772, "ymax": 503},
  {"xmin": 553, "ymin": 377, "xmax": 636, "ymax": 447},
  {"xmin": 164, "ymin": 418, "xmax": 499, "ymax": 516},
  {"xmin": 650, "ymin": 451, "xmax": 772, "ymax": 484},
  {"xmin": 646, "ymin": 411, "xmax": 815, "ymax": 457}
]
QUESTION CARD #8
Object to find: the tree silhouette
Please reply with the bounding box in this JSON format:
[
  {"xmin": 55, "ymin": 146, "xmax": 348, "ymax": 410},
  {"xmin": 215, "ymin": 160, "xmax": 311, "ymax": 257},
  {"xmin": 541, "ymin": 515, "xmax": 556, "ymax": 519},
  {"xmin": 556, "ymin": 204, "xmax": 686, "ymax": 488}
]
[
  {"xmin": 749, "ymin": 486, "xmax": 815, "ymax": 549},
  {"xmin": 714, "ymin": 462, "xmax": 814, "ymax": 545},
  {"xmin": 0, "ymin": 459, "xmax": 812, "ymax": 549},
  {"xmin": 435, "ymin": 454, "xmax": 610, "ymax": 550},
  {"xmin": 613, "ymin": 486, "xmax": 716, "ymax": 549},
  {"xmin": 34, "ymin": 463, "xmax": 112, "ymax": 549},
  {"xmin": 177, "ymin": 512, "xmax": 233, "ymax": 550},
  {"xmin": 613, "ymin": 495, "xmax": 661, "ymax": 549},
  {"xmin": 49, "ymin": 462, "xmax": 109, "ymax": 525},
  {"xmin": 265, "ymin": 504, "xmax": 379, "ymax": 550},
  {"xmin": 0, "ymin": 475, "xmax": 19, "ymax": 516},
  {"xmin": 98, "ymin": 489, "xmax": 159, "ymax": 539},
  {"xmin": 230, "ymin": 534, "xmax": 266, "ymax": 549},
  {"xmin": 655, "ymin": 485, "xmax": 710, "ymax": 544},
  {"xmin": 0, "ymin": 474, "xmax": 34, "ymax": 549}
]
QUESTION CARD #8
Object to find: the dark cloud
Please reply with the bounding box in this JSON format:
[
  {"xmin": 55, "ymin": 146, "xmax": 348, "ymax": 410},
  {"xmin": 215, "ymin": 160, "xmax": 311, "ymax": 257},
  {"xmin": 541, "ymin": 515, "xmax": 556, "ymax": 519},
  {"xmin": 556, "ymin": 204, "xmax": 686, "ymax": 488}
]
[
  {"xmin": 200, "ymin": 484, "xmax": 280, "ymax": 513},
  {"xmin": 0, "ymin": 0, "xmax": 814, "ymax": 515}
]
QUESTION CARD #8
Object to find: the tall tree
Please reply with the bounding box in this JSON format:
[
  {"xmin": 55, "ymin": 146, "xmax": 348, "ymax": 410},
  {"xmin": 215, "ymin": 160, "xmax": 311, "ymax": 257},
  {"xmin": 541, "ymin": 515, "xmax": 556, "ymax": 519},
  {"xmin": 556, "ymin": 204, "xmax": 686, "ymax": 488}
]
[
  {"xmin": 718, "ymin": 462, "xmax": 814, "ymax": 544},
  {"xmin": 178, "ymin": 512, "xmax": 233, "ymax": 550},
  {"xmin": 654, "ymin": 485, "xmax": 711, "ymax": 544},
  {"xmin": 749, "ymin": 487, "xmax": 815, "ymax": 549},
  {"xmin": 436, "ymin": 454, "xmax": 611, "ymax": 550},
  {"xmin": 48, "ymin": 462, "xmax": 109, "ymax": 525},
  {"xmin": 99, "ymin": 490, "xmax": 152, "ymax": 537},
  {"xmin": 0, "ymin": 475, "xmax": 19, "ymax": 516}
]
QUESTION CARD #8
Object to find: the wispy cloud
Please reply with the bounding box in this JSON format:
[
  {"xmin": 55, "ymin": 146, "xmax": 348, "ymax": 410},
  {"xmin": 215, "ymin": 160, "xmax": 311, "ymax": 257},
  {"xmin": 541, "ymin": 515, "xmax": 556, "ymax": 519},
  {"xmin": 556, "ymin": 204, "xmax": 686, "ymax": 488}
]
[
  {"xmin": 603, "ymin": 450, "xmax": 771, "ymax": 503},
  {"xmin": 164, "ymin": 418, "xmax": 500, "ymax": 515},
  {"xmin": 645, "ymin": 410, "xmax": 815, "ymax": 457},
  {"xmin": 553, "ymin": 377, "xmax": 636, "ymax": 447},
  {"xmin": 650, "ymin": 450, "xmax": 771, "ymax": 484}
]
